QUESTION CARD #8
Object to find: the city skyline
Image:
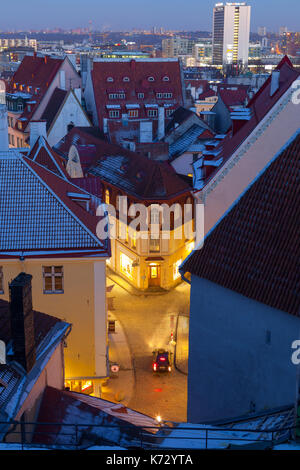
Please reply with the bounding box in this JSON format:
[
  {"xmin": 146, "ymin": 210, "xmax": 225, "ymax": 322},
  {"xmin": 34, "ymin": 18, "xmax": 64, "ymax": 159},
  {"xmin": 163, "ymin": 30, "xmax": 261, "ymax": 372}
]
[{"xmin": 0, "ymin": 0, "xmax": 299, "ymax": 33}]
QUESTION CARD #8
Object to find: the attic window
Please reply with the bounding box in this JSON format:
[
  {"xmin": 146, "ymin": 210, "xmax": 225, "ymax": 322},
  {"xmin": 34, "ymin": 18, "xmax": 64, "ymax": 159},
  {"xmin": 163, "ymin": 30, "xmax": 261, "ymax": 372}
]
[
  {"xmin": 107, "ymin": 77, "xmax": 114, "ymax": 82},
  {"xmin": 67, "ymin": 192, "xmax": 91, "ymax": 211},
  {"xmin": 148, "ymin": 76, "xmax": 155, "ymax": 82},
  {"xmin": 163, "ymin": 76, "xmax": 170, "ymax": 81},
  {"xmin": 123, "ymin": 77, "xmax": 130, "ymax": 82}
]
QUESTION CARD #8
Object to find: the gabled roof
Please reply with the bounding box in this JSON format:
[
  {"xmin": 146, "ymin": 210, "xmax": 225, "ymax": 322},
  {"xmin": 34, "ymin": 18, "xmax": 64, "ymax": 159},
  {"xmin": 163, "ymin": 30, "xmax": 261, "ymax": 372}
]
[
  {"xmin": 90, "ymin": 58, "xmax": 184, "ymax": 125},
  {"xmin": 8, "ymin": 55, "xmax": 64, "ymax": 130},
  {"xmin": 33, "ymin": 386, "xmax": 159, "ymax": 448},
  {"xmin": 201, "ymin": 56, "xmax": 300, "ymax": 188},
  {"xmin": 28, "ymin": 136, "xmax": 69, "ymax": 179},
  {"xmin": 182, "ymin": 132, "xmax": 300, "ymax": 316},
  {"xmin": 41, "ymin": 87, "xmax": 68, "ymax": 131},
  {"xmin": 0, "ymin": 150, "xmax": 109, "ymax": 258}
]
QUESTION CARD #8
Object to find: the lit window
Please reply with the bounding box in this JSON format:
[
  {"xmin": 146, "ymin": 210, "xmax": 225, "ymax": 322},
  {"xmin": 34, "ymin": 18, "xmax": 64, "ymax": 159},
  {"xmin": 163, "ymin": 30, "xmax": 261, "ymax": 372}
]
[
  {"xmin": 105, "ymin": 189, "xmax": 110, "ymax": 205},
  {"xmin": 149, "ymin": 236, "xmax": 160, "ymax": 253},
  {"xmin": 131, "ymin": 231, "xmax": 137, "ymax": 249},
  {"xmin": 128, "ymin": 109, "xmax": 138, "ymax": 118},
  {"xmin": 120, "ymin": 253, "xmax": 133, "ymax": 279},
  {"xmin": 173, "ymin": 259, "xmax": 182, "ymax": 280},
  {"xmin": 43, "ymin": 266, "xmax": 64, "ymax": 293},
  {"xmin": 0, "ymin": 267, "xmax": 3, "ymax": 294}
]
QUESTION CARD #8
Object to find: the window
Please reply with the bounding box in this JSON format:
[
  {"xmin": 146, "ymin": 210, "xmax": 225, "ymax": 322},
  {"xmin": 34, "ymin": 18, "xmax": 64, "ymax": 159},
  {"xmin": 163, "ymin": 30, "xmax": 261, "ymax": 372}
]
[
  {"xmin": 166, "ymin": 109, "xmax": 173, "ymax": 117},
  {"xmin": 109, "ymin": 93, "xmax": 125, "ymax": 99},
  {"xmin": 173, "ymin": 259, "xmax": 182, "ymax": 280},
  {"xmin": 147, "ymin": 109, "xmax": 158, "ymax": 118},
  {"xmin": 128, "ymin": 109, "xmax": 138, "ymax": 118},
  {"xmin": 107, "ymin": 77, "xmax": 114, "ymax": 82},
  {"xmin": 67, "ymin": 122, "xmax": 74, "ymax": 132},
  {"xmin": 123, "ymin": 77, "xmax": 130, "ymax": 82},
  {"xmin": 137, "ymin": 92, "xmax": 144, "ymax": 99},
  {"xmin": 148, "ymin": 76, "xmax": 155, "ymax": 82},
  {"xmin": 105, "ymin": 189, "xmax": 110, "ymax": 205},
  {"xmin": 120, "ymin": 253, "xmax": 133, "ymax": 279},
  {"xmin": 163, "ymin": 76, "xmax": 170, "ymax": 82},
  {"xmin": 163, "ymin": 93, "xmax": 173, "ymax": 99},
  {"xmin": 0, "ymin": 267, "xmax": 3, "ymax": 294},
  {"xmin": 156, "ymin": 93, "xmax": 163, "ymax": 98},
  {"xmin": 131, "ymin": 231, "xmax": 136, "ymax": 249},
  {"xmin": 17, "ymin": 103, "xmax": 23, "ymax": 111},
  {"xmin": 43, "ymin": 266, "xmax": 64, "ymax": 293},
  {"xmin": 109, "ymin": 110, "xmax": 120, "ymax": 118},
  {"xmin": 149, "ymin": 236, "xmax": 160, "ymax": 253}
]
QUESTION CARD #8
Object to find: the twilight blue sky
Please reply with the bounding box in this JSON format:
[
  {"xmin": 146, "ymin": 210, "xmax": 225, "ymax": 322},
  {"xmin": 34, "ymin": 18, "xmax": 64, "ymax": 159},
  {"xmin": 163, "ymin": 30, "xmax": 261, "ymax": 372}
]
[{"xmin": 0, "ymin": 0, "xmax": 299, "ymax": 32}]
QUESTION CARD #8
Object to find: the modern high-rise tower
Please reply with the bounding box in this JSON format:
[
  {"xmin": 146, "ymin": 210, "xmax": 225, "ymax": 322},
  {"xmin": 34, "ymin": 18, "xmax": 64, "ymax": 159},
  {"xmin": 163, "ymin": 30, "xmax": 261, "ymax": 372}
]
[{"xmin": 212, "ymin": 2, "xmax": 251, "ymax": 67}]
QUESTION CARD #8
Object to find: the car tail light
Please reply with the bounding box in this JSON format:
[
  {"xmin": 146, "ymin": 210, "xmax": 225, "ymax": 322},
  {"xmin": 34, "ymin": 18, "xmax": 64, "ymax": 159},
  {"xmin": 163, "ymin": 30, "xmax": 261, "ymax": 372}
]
[{"xmin": 153, "ymin": 363, "xmax": 157, "ymax": 371}]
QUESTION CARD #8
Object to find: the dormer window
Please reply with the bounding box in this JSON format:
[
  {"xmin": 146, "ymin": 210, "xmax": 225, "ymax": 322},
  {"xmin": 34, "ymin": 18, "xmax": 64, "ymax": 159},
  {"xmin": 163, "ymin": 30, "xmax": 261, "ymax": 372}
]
[
  {"xmin": 123, "ymin": 77, "xmax": 130, "ymax": 82},
  {"xmin": 107, "ymin": 77, "xmax": 114, "ymax": 82},
  {"xmin": 163, "ymin": 76, "xmax": 170, "ymax": 82},
  {"xmin": 148, "ymin": 76, "xmax": 155, "ymax": 82},
  {"xmin": 67, "ymin": 192, "xmax": 91, "ymax": 211}
]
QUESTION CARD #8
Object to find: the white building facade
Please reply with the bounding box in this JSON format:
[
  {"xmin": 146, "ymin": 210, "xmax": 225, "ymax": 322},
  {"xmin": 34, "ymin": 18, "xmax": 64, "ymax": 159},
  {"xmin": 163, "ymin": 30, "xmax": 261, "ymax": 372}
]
[{"xmin": 213, "ymin": 2, "xmax": 251, "ymax": 66}]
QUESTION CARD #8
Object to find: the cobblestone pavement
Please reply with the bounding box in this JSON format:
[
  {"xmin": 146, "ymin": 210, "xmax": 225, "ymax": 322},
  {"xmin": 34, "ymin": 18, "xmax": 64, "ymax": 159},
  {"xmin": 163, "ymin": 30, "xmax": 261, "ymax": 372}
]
[{"xmin": 106, "ymin": 274, "xmax": 190, "ymax": 423}]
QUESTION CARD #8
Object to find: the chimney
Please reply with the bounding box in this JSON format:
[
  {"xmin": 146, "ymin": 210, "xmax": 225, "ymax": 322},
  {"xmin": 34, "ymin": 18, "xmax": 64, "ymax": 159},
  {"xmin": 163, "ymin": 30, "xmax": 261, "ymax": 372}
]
[
  {"xmin": 29, "ymin": 120, "xmax": 47, "ymax": 149},
  {"xmin": 139, "ymin": 121, "xmax": 153, "ymax": 143},
  {"xmin": 60, "ymin": 70, "xmax": 66, "ymax": 90},
  {"xmin": 9, "ymin": 273, "xmax": 36, "ymax": 373},
  {"xmin": 230, "ymin": 108, "xmax": 252, "ymax": 136},
  {"xmin": 270, "ymin": 70, "xmax": 280, "ymax": 97},
  {"xmin": 157, "ymin": 106, "xmax": 165, "ymax": 140}
]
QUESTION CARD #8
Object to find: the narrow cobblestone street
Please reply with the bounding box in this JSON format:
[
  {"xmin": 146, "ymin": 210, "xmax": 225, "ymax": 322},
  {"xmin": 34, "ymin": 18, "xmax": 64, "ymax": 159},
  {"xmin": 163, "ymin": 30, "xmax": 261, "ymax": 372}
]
[{"xmin": 106, "ymin": 273, "xmax": 190, "ymax": 422}]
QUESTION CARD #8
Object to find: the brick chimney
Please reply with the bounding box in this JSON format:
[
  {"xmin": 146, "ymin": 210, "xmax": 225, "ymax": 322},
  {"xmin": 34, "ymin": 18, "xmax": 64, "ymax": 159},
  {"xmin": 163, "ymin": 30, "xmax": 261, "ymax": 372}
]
[{"xmin": 9, "ymin": 273, "xmax": 36, "ymax": 373}]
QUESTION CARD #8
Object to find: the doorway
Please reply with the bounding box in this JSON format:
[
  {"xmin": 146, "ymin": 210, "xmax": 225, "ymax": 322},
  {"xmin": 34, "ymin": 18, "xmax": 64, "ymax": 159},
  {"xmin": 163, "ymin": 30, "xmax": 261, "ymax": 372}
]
[{"xmin": 148, "ymin": 265, "xmax": 161, "ymax": 287}]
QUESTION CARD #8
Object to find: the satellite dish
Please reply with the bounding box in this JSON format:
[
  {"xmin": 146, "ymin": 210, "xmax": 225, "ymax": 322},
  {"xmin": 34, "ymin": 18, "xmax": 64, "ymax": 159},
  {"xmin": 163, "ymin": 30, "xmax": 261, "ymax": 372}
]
[{"xmin": 0, "ymin": 341, "xmax": 6, "ymax": 364}]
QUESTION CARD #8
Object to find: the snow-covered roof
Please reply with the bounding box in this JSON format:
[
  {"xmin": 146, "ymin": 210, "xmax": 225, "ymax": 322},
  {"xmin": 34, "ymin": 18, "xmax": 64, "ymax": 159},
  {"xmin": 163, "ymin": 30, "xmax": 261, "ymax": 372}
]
[{"xmin": 0, "ymin": 150, "xmax": 109, "ymax": 257}]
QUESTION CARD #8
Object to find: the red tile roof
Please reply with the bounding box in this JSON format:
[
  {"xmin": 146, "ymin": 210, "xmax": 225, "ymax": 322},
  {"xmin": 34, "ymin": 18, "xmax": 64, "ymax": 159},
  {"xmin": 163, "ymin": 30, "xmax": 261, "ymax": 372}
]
[
  {"xmin": 182, "ymin": 132, "xmax": 300, "ymax": 316},
  {"xmin": 55, "ymin": 126, "xmax": 192, "ymax": 200},
  {"xmin": 198, "ymin": 89, "xmax": 217, "ymax": 100},
  {"xmin": 218, "ymin": 88, "xmax": 248, "ymax": 108},
  {"xmin": 90, "ymin": 59, "xmax": 184, "ymax": 126}
]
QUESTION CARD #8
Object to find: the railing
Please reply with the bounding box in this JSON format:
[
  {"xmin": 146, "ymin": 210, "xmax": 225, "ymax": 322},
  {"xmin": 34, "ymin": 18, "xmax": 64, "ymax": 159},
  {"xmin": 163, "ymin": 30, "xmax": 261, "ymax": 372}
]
[{"xmin": 0, "ymin": 420, "xmax": 298, "ymax": 450}]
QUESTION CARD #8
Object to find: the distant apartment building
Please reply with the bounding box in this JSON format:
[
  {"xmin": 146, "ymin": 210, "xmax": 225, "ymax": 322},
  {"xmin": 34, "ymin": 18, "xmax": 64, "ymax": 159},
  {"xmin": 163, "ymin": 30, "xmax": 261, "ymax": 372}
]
[
  {"xmin": 194, "ymin": 42, "xmax": 213, "ymax": 64},
  {"xmin": 248, "ymin": 42, "xmax": 262, "ymax": 58},
  {"xmin": 0, "ymin": 37, "xmax": 37, "ymax": 51},
  {"xmin": 212, "ymin": 2, "xmax": 251, "ymax": 66},
  {"xmin": 257, "ymin": 26, "xmax": 267, "ymax": 37},
  {"xmin": 162, "ymin": 36, "xmax": 197, "ymax": 58}
]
